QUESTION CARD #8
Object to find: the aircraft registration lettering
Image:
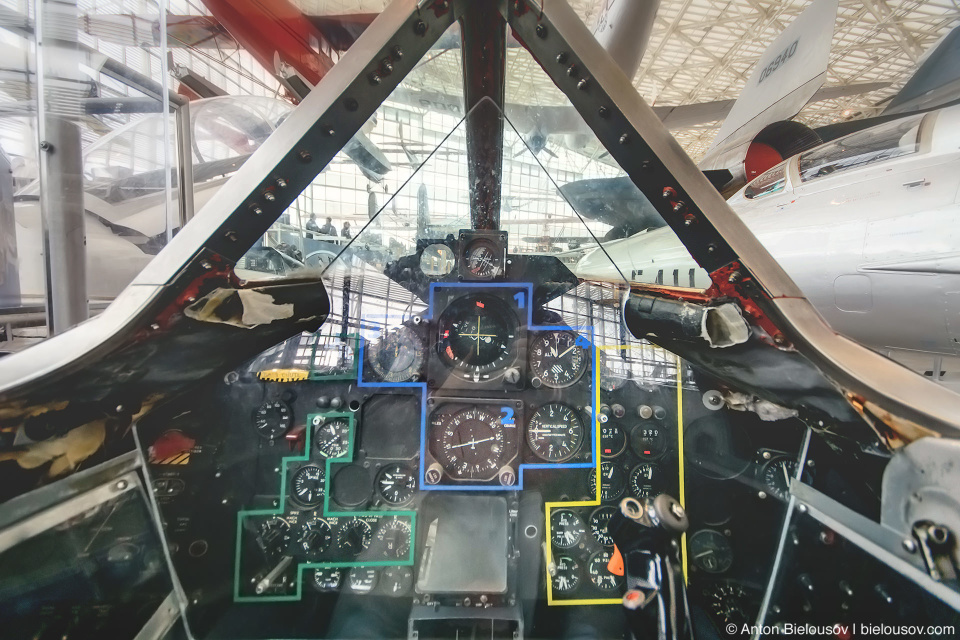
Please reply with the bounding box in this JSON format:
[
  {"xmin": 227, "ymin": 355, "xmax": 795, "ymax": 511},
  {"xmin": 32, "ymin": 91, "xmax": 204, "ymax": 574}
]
[{"xmin": 758, "ymin": 39, "xmax": 799, "ymax": 84}]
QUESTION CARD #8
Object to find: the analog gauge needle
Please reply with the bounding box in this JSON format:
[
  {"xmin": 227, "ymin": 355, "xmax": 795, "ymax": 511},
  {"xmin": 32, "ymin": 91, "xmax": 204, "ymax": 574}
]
[
  {"xmin": 557, "ymin": 343, "xmax": 578, "ymax": 358},
  {"xmin": 782, "ymin": 462, "xmax": 791, "ymax": 488},
  {"xmin": 449, "ymin": 437, "xmax": 494, "ymax": 449},
  {"xmin": 607, "ymin": 465, "xmax": 614, "ymax": 479}
]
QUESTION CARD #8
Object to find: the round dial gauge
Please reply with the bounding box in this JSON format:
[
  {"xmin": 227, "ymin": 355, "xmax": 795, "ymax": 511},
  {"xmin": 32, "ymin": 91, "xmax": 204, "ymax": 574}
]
[
  {"xmin": 550, "ymin": 509, "xmax": 587, "ymax": 549},
  {"xmin": 336, "ymin": 519, "xmax": 372, "ymax": 557},
  {"xmin": 348, "ymin": 567, "xmax": 379, "ymax": 594},
  {"xmin": 436, "ymin": 407, "xmax": 506, "ymax": 480},
  {"xmin": 290, "ymin": 465, "xmax": 325, "ymax": 508},
  {"xmin": 382, "ymin": 566, "xmax": 414, "ymax": 597},
  {"xmin": 527, "ymin": 403, "xmax": 584, "ymax": 462},
  {"xmin": 296, "ymin": 519, "xmax": 332, "ymax": 556},
  {"xmin": 761, "ymin": 457, "xmax": 808, "ymax": 500},
  {"xmin": 254, "ymin": 400, "xmax": 291, "ymax": 439},
  {"xmin": 310, "ymin": 568, "xmax": 342, "ymax": 592},
  {"xmin": 376, "ymin": 517, "xmax": 412, "ymax": 559},
  {"xmin": 529, "ymin": 331, "xmax": 588, "ymax": 388},
  {"xmin": 552, "ymin": 555, "xmax": 581, "ymax": 594},
  {"xmin": 631, "ymin": 423, "xmax": 666, "ymax": 460},
  {"xmin": 256, "ymin": 517, "xmax": 291, "ymax": 558},
  {"xmin": 588, "ymin": 462, "xmax": 626, "ymax": 502},
  {"xmin": 600, "ymin": 424, "xmax": 627, "ymax": 458},
  {"xmin": 689, "ymin": 529, "xmax": 733, "ymax": 573},
  {"xmin": 598, "ymin": 353, "xmax": 629, "ymax": 392},
  {"xmin": 437, "ymin": 295, "xmax": 517, "ymax": 380},
  {"xmin": 629, "ymin": 462, "xmax": 661, "ymax": 498},
  {"xmin": 314, "ymin": 418, "xmax": 350, "ymax": 459},
  {"xmin": 707, "ymin": 582, "xmax": 753, "ymax": 626},
  {"xmin": 376, "ymin": 464, "xmax": 417, "ymax": 505},
  {"xmin": 587, "ymin": 551, "xmax": 623, "ymax": 592},
  {"xmin": 463, "ymin": 238, "xmax": 503, "ymax": 278},
  {"xmin": 367, "ymin": 326, "xmax": 424, "ymax": 383},
  {"xmin": 589, "ymin": 506, "xmax": 616, "ymax": 547}
]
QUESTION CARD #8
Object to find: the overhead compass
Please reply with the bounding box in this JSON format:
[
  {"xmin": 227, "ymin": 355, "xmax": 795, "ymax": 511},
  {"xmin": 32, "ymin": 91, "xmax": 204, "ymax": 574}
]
[
  {"xmin": 437, "ymin": 295, "xmax": 517, "ymax": 381},
  {"xmin": 463, "ymin": 237, "xmax": 504, "ymax": 279},
  {"xmin": 529, "ymin": 330, "xmax": 588, "ymax": 388}
]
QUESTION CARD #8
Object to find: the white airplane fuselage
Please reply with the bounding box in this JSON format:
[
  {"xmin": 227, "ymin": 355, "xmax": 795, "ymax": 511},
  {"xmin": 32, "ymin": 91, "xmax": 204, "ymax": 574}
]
[{"xmin": 576, "ymin": 106, "xmax": 960, "ymax": 381}]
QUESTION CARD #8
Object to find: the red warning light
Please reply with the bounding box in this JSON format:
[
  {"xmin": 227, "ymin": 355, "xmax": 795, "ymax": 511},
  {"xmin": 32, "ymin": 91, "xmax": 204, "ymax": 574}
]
[
  {"xmin": 476, "ymin": 301, "xmax": 485, "ymax": 308},
  {"xmin": 604, "ymin": 449, "xmax": 612, "ymax": 454}
]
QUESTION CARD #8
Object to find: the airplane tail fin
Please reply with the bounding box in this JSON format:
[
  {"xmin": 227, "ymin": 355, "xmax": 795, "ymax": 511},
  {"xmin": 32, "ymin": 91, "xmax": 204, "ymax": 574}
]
[
  {"xmin": 881, "ymin": 24, "xmax": 960, "ymax": 116},
  {"xmin": 592, "ymin": 0, "xmax": 661, "ymax": 81},
  {"xmin": 698, "ymin": 0, "xmax": 839, "ymax": 176}
]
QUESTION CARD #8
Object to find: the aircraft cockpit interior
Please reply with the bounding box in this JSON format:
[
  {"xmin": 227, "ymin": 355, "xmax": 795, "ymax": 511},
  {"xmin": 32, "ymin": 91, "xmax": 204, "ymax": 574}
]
[{"xmin": 1, "ymin": 1, "xmax": 959, "ymax": 639}]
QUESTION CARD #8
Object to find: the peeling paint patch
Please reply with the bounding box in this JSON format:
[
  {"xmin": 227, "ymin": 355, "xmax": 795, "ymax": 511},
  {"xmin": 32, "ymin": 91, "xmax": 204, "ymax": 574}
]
[{"xmin": 185, "ymin": 288, "xmax": 294, "ymax": 329}]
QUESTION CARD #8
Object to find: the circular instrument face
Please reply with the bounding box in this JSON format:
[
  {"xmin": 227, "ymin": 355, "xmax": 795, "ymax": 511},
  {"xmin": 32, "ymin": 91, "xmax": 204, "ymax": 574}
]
[
  {"xmin": 707, "ymin": 582, "xmax": 753, "ymax": 626},
  {"xmin": 552, "ymin": 555, "xmax": 581, "ymax": 594},
  {"xmin": 587, "ymin": 551, "xmax": 622, "ymax": 592},
  {"xmin": 600, "ymin": 424, "xmax": 627, "ymax": 459},
  {"xmin": 436, "ymin": 407, "xmax": 506, "ymax": 480},
  {"xmin": 527, "ymin": 403, "xmax": 584, "ymax": 462},
  {"xmin": 254, "ymin": 400, "xmax": 291, "ymax": 439},
  {"xmin": 463, "ymin": 238, "xmax": 503, "ymax": 278},
  {"xmin": 629, "ymin": 462, "xmax": 660, "ymax": 498},
  {"xmin": 381, "ymin": 566, "xmax": 414, "ymax": 597},
  {"xmin": 589, "ymin": 506, "xmax": 616, "ymax": 547},
  {"xmin": 529, "ymin": 331, "xmax": 588, "ymax": 388},
  {"xmin": 376, "ymin": 464, "xmax": 417, "ymax": 505},
  {"xmin": 297, "ymin": 519, "xmax": 332, "ymax": 556},
  {"xmin": 588, "ymin": 462, "xmax": 626, "ymax": 502},
  {"xmin": 631, "ymin": 423, "xmax": 666, "ymax": 460},
  {"xmin": 290, "ymin": 465, "xmax": 325, "ymax": 508},
  {"xmin": 336, "ymin": 519, "xmax": 372, "ymax": 557},
  {"xmin": 689, "ymin": 529, "xmax": 734, "ymax": 573},
  {"xmin": 598, "ymin": 353, "xmax": 629, "ymax": 392},
  {"xmin": 314, "ymin": 418, "xmax": 351, "ymax": 459},
  {"xmin": 376, "ymin": 517, "xmax": 411, "ymax": 559},
  {"xmin": 761, "ymin": 457, "xmax": 806, "ymax": 500},
  {"xmin": 550, "ymin": 509, "xmax": 586, "ymax": 549},
  {"xmin": 367, "ymin": 326, "xmax": 424, "ymax": 383},
  {"xmin": 348, "ymin": 567, "xmax": 379, "ymax": 594},
  {"xmin": 257, "ymin": 517, "xmax": 291, "ymax": 558},
  {"xmin": 437, "ymin": 295, "xmax": 517, "ymax": 380},
  {"xmin": 310, "ymin": 568, "xmax": 342, "ymax": 592}
]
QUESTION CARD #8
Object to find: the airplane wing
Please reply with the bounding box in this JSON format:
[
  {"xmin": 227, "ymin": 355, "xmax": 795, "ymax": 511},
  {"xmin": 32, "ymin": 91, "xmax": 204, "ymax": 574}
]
[{"xmin": 697, "ymin": 0, "xmax": 839, "ymax": 172}]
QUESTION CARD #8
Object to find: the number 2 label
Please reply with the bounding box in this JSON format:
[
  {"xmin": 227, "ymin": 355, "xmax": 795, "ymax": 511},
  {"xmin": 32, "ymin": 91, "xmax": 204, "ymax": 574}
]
[{"xmin": 501, "ymin": 406, "xmax": 515, "ymax": 426}]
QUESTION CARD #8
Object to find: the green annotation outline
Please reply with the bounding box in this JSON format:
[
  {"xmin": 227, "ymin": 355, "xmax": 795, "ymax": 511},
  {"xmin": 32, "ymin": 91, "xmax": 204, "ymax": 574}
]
[{"xmin": 234, "ymin": 411, "xmax": 417, "ymax": 602}]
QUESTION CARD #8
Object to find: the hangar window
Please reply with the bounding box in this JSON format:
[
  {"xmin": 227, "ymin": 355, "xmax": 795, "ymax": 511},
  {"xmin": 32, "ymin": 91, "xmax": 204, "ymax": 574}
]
[
  {"xmin": 798, "ymin": 114, "xmax": 923, "ymax": 183},
  {"xmin": 744, "ymin": 163, "xmax": 786, "ymax": 199}
]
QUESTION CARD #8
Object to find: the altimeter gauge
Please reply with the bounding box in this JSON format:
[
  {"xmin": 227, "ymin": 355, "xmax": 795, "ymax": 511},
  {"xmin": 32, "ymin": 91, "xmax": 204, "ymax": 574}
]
[
  {"xmin": 367, "ymin": 326, "xmax": 424, "ymax": 383},
  {"xmin": 527, "ymin": 403, "xmax": 584, "ymax": 462},
  {"xmin": 435, "ymin": 406, "xmax": 507, "ymax": 480},
  {"xmin": 376, "ymin": 464, "xmax": 417, "ymax": 505},
  {"xmin": 529, "ymin": 330, "xmax": 588, "ymax": 388}
]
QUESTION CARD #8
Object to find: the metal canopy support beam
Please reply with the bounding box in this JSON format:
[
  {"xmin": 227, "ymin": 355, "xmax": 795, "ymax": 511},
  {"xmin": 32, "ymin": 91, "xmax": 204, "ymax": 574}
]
[
  {"xmin": 459, "ymin": 0, "xmax": 506, "ymax": 231},
  {"xmin": 501, "ymin": 0, "xmax": 960, "ymax": 438}
]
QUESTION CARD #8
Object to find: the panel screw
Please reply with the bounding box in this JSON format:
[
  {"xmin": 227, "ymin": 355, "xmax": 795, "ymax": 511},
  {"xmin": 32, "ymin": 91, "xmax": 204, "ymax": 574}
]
[
  {"xmin": 728, "ymin": 271, "xmax": 741, "ymax": 283},
  {"xmin": 706, "ymin": 244, "xmax": 716, "ymax": 253},
  {"xmin": 556, "ymin": 52, "xmax": 568, "ymax": 64},
  {"xmin": 598, "ymin": 106, "xmax": 609, "ymax": 118},
  {"xmin": 368, "ymin": 72, "xmax": 381, "ymax": 85},
  {"xmin": 276, "ymin": 178, "xmax": 287, "ymax": 188},
  {"xmin": 392, "ymin": 45, "xmax": 404, "ymax": 59},
  {"xmin": 536, "ymin": 24, "xmax": 547, "ymax": 38},
  {"xmin": 672, "ymin": 200, "xmax": 685, "ymax": 213},
  {"xmin": 902, "ymin": 539, "xmax": 917, "ymax": 553},
  {"xmin": 298, "ymin": 150, "xmax": 312, "ymax": 162},
  {"xmin": 200, "ymin": 260, "xmax": 212, "ymax": 270},
  {"xmin": 250, "ymin": 205, "xmax": 263, "ymax": 215},
  {"xmin": 577, "ymin": 78, "xmax": 589, "ymax": 91},
  {"xmin": 323, "ymin": 126, "xmax": 335, "ymax": 137},
  {"xmin": 619, "ymin": 133, "xmax": 630, "ymax": 145},
  {"xmin": 115, "ymin": 480, "xmax": 128, "ymax": 491},
  {"xmin": 774, "ymin": 333, "xmax": 786, "ymax": 345},
  {"xmin": 662, "ymin": 187, "xmax": 676, "ymax": 199},
  {"xmin": 413, "ymin": 20, "xmax": 427, "ymax": 36},
  {"xmin": 263, "ymin": 191, "xmax": 276, "ymax": 201},
  {"xmin": 380, "ymin": 58, "xmax": 394, "ymax": 74},
  {"xmin": 566, "ymin": 64, "xmax": 578, "ymax": 77},
  {"xmin": 39, "ymin": 140, "xmax": 53, "ymax": 152},
  {"xmin": 683, "ymin": 215, "xmax": 696, "ymax": 226},
  {"xmin": 225, "ymin": 231, "xmax": 238, "ymax": 242}
]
